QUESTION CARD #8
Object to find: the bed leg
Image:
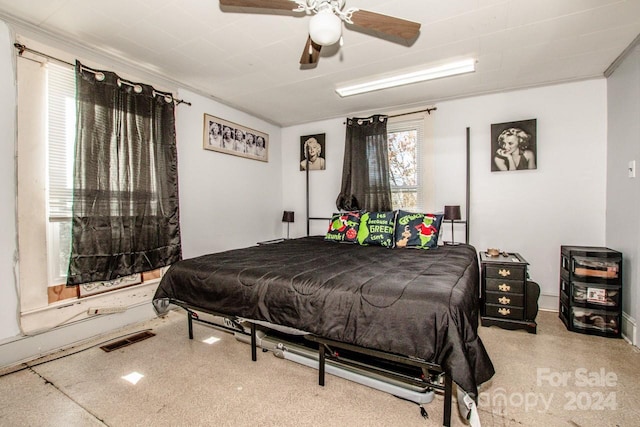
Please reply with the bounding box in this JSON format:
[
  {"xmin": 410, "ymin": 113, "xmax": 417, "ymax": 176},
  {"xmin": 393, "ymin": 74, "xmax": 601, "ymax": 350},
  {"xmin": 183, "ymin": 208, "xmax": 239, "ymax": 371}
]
[
  {"xmin": 250, "ymin": 323, "xmax": 257, "ymax": 362},
  {"xmin": 443, "ymin": 372, "xmax": 452, "ymax": 427},
  {"xmin": 188, "ymin": 310, "xmax": 194, "ymax": 340},
  {"xmin": 318, "ymin": 344, "xmax": 325, "ymax": 386}
]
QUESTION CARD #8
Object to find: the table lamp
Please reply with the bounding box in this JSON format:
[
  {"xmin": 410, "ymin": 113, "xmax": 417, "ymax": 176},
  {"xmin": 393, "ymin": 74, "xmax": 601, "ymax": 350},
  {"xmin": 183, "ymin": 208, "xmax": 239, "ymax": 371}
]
[
  {"xmin": 282, "ymin": 211, "xmax": 295, "ymax": 239},
  {"xmin": 444, "ymin": 205, "xmax": 461, "ymax": 245}
]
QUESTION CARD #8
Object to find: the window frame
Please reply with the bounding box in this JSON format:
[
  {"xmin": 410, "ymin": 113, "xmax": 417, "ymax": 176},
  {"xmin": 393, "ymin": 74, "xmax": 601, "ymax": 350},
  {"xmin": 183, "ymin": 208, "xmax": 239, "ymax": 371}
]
[{"xmin": 387, "ymin": 116, "xmax": 425, "ymax": 212}]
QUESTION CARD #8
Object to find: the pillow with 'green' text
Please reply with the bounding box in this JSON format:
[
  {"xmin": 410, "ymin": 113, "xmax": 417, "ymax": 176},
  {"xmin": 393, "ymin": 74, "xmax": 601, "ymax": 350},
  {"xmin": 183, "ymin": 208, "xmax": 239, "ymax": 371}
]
[{"xmin": 357, "ymin": 211, "xmax": 396, "ymax": 248}]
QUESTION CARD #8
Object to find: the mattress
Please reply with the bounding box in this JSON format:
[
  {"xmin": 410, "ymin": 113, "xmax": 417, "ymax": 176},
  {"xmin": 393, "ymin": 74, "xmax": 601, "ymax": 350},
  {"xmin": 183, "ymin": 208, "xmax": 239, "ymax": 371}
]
[{"xmin": 153, "ymin": 236, "xmax": 494, "ymax": 397}]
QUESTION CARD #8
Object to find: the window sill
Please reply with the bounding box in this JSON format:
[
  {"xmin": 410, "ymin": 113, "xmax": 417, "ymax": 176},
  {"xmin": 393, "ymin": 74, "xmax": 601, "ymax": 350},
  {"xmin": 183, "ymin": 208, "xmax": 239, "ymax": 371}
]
[{"xmin": 20, "ymin": 280, "xmax": 161, "ymax": 335}]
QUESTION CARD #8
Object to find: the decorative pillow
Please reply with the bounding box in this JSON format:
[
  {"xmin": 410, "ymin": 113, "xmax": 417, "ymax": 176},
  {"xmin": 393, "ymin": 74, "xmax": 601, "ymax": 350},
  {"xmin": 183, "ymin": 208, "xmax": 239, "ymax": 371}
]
[
  {"xmin": 394, "ymin": 210, "xmax": 443, "ymax": 249},
  {"xmin": 357, "ymin": 211, "xmax": 396, "ymax": 247},
  {"xmin": 324, "ymin": 211, "xmax": 361, "ymax": 243}
]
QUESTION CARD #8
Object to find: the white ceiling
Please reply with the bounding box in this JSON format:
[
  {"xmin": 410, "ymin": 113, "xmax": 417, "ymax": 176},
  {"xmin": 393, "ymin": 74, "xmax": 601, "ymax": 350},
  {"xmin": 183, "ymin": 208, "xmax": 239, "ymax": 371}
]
[{"xmin": 1, "ymin": 0, "xmax": 640, "ymax": 126}]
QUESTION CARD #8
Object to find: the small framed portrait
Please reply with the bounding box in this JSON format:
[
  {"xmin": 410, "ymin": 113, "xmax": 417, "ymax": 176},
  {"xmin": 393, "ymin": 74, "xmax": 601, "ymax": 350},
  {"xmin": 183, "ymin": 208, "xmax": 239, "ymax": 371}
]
[
  {"xmin": 203, "ymin": 113, "xmax": 268, "ymax": 162},
  {"xmin": 300, "ymin": 133, "xmax": 326, "ymax": 171},
  {"xmin": 491, "ymin": 119, "xmax": 537, "ymax": 172}
]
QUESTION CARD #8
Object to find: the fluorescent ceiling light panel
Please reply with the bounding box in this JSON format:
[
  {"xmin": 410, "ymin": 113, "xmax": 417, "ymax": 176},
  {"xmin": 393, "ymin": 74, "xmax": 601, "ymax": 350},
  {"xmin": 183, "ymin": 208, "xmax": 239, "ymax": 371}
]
[{"xmin": 335, "ymin": 58, "xmax": 476, "ymax": 97}]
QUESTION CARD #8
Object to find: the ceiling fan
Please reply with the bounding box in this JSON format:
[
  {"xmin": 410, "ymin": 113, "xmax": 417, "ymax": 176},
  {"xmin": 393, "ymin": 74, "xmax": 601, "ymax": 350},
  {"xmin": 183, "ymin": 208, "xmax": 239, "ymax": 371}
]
[{"xmin": 219, "ymin": 0, "xmax": 421, "ymax": 65}]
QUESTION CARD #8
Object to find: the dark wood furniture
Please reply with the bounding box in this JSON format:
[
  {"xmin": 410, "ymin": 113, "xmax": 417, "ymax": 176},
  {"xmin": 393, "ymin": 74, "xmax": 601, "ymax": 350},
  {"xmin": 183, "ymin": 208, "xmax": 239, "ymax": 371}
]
[
  {"xmin": 480, "ymin": 252, "xmax": 537, "ymax": 334},
  {"xmin": 559, "ymin": 246, "xmax": 622, "ymax": 338}
]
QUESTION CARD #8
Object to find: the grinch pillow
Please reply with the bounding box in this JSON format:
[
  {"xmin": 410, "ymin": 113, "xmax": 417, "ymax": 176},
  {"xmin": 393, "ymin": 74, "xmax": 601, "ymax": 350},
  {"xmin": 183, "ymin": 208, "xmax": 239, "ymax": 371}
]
[
  {"xmin": 357, "ymin": 211, "xmax": 396, "ymax": 247},
  {"xmin": 394, "ymin": 210, "xmax": 443, "ymax": 249},
  {"xmin": 324, "ymin": 212, "xmax": 361, "ymax": 243}
]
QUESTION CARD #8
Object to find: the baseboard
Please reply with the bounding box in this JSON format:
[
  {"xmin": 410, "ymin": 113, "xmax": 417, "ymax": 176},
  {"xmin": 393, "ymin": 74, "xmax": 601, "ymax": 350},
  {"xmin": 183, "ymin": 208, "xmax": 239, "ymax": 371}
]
[
  {"xmin": 538, "ymin": 293, "xmax": 558, "ymax": 311},
  {"xmin": 0, "ymin": 303, "xmax": 157, "ymax": 370},
  {"xmin": 621, "ymin": 311, "xmax": 637, "ymax": 346}
]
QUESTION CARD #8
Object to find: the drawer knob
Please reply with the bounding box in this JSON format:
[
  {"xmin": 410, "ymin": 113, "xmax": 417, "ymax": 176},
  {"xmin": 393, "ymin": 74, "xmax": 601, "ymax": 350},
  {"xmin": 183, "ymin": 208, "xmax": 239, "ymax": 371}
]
[
  {"xmin": 498, "ymin": 283, "xmax": 511, "ymax": 292},
  {"xmin": 498, "ymin": 269, "xmax": 511, "ymax": 277},
  {"xmin": 498, "ymin": 308, "xmax": 511, "ymax": 316},
  {"xmin": 498, "ymin": 296, "xmax": 511, "ymax": 305}
]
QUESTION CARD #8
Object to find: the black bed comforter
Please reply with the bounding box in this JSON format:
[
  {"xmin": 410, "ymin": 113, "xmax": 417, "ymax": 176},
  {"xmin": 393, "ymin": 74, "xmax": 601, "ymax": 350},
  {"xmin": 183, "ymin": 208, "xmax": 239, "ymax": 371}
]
[{"xmin": 153, "ymin": 236, "xmax": 494, "ymax": 396}]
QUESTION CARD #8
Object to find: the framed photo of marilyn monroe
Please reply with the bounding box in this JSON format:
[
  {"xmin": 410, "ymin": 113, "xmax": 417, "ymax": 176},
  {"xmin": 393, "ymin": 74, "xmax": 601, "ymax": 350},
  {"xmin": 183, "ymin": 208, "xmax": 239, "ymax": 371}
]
[
  {"xmin": 491, "ymin": 119, "xmax": 537, "ymax": 172},
  {"xmin": 300, "ymin": 133, "xmax": 326, "ymax": 171},
  {"xmin": 203, "ymin": 113, "xmax": 269, "ymax": 162}
]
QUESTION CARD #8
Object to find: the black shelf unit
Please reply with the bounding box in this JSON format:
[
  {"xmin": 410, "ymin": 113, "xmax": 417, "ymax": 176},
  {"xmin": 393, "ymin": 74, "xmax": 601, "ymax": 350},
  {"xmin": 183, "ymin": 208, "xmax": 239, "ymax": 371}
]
[{"xmin": 559, "ymin": 246, "xmax": 622, "ymax": 338}]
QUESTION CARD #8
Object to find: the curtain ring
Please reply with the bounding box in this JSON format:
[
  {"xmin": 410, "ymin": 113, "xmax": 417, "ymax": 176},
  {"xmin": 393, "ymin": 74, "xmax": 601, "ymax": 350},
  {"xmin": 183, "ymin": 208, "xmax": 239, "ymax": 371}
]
[
  {"xmin": 164, "ymin": 94, "xmax": 173, "ymax": 103},
  {"xmin": 95, "ymin": 72, "xmax": 105, "ymax": 82},
  {"xmin": 134, "ymin": 84, "xmax": 143, "ymax": 93}
]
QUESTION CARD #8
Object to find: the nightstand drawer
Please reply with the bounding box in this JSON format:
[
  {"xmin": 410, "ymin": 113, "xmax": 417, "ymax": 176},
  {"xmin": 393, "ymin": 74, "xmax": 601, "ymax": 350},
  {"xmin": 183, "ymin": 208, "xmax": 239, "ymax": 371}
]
[
  {"xmin": 486, "ymin": 278, "xmax": 524, "ymax": 294},
  {"xmin": 485, "ymin": 265, "xmax": 526, "ymax": 281},
  {"xmin": 485, "ymin": 291, "xmax": 524, "ymax": 307},
  {"xmin": 485, "ymin": 304, "xmax": 524, "ymax": 320}
]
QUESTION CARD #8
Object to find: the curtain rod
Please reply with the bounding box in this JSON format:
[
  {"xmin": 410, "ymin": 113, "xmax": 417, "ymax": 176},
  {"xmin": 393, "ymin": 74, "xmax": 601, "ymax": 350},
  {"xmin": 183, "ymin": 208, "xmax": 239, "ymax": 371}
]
[
  {"xmin": 343, "ymin": 107, "xmax": 437, "ymax": 124},
  {"xmin": 13, "ymin": 43, "xmax": 191, "ymax": 106},
  {"xmin": 389, "ymin": 107, "xmax": 437, "ymax": 118}
]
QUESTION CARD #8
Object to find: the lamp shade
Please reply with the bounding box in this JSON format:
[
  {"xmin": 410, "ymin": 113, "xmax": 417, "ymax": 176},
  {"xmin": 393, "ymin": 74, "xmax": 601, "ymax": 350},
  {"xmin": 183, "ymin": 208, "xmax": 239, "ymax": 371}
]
[
  {"xmin": 282, "ymin": 211, "xmax": 295, "ymax": 223},
  {"xmin": 444, "ymin": 205, "xmax": 461, "ymax": 221},
  {"xmin": 308, "ymin": 9, "xmax": 342, "ymax": 46}
]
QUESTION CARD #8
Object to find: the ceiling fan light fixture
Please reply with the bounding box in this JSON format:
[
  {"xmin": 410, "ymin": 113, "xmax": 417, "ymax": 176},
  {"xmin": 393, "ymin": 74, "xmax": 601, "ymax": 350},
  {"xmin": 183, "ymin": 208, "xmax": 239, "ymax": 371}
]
[
  {"xmin": 335, "ymin": 58, "xmax": 476, "ymax": 97},
  {"xmin": 309, "ymin": 8, "xmax": 342, "ymax": 46}
]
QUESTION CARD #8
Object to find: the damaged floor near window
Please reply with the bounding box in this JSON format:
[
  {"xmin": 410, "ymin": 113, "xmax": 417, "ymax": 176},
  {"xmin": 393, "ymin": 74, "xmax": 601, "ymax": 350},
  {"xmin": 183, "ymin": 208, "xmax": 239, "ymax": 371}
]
[{"xmin": 0, "ymin": 310, "xmax": 639, "ymax": 426}]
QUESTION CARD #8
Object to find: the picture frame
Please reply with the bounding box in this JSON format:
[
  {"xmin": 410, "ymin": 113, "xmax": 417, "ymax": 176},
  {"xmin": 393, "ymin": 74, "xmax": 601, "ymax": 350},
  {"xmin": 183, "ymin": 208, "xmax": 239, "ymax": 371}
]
[
  {"xmin": 490, "ymin": 118, "xmax": 537, "ymax": 172},
  {"xmin": 203, "ymin": 113, "xmax": 268, "ymax": 162},
  {"xmin": 299, "ymin": 133, "xmax": 326, "ymax": 171}
]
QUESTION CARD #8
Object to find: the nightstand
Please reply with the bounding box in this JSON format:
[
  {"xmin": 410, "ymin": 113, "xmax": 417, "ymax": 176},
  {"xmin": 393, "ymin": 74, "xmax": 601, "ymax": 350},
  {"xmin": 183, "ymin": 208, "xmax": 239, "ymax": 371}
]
[{"xmin": 480, "ymin": 251, "xmax": 537, "ymax": 334}]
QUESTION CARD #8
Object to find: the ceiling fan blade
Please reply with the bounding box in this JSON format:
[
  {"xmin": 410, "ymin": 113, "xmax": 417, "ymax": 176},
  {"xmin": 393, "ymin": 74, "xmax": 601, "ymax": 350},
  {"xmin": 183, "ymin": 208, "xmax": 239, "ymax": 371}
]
[
  {"xmin": 219, "ymin": 0, "xmax": 297, "ymax": 10},
  {"xmin": 350, "ymin": 10, "xmax": 421, "ymax": 40},
  {"xmin": 300, "ymin": 36, "xmax": 321, "ymax": 65}
]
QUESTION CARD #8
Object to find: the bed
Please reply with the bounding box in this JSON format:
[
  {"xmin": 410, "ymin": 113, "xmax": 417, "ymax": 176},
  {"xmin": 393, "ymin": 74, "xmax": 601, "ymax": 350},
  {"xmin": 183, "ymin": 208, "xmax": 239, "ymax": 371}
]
[{"xmin": 152, "ymin": 234, "xmax": 494, "ymax": 425}]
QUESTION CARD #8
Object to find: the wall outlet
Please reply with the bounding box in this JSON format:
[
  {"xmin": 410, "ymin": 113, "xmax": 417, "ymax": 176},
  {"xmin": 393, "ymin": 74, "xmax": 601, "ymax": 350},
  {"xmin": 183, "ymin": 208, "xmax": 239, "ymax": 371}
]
[
  {"xmin": 87, "ymin": 306, "xmax": 127, "ymax": 315},
  {"xmin": 629, "ymin": 160, "xmax": 636, "ymax": 178}
]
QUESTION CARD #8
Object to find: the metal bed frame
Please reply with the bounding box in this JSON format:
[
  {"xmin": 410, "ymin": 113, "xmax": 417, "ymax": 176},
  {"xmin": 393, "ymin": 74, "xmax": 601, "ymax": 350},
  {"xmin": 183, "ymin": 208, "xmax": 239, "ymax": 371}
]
[
  {"xmin": 184, "ymin": 303, "xmax": 454, "ymax": 426},
  {"xmin": 175, "ymin": 126, "xmax": 473, "ymax": 426},
  {"xmin": 306, "ymin": 334, "xmax": 452, "ymax": 425}
]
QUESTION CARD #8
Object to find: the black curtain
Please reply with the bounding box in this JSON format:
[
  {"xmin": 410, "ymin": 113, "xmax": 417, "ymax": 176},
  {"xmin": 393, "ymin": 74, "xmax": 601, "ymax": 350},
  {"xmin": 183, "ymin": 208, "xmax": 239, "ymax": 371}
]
[
  {"xmin": 66, "ymin": 61, "xmax": 182, "ymax": 286},
  {"xmin": 336, "ymin": 115, "xmax": 392, "ymax": 211}
]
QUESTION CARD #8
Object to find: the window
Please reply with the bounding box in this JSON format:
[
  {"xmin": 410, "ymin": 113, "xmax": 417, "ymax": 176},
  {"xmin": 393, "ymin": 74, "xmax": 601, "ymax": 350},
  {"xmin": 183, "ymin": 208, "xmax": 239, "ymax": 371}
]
[
  {"xmin": 15, "ymin": 47, "xmax": 172, "ymax": 333},
  {"xmin": 388, "ymin": 118, "xmax": 424, "ymax": 211},
  {"xmin": 46, "ymin": 63, "xmax": 76, "ymax": 285}
]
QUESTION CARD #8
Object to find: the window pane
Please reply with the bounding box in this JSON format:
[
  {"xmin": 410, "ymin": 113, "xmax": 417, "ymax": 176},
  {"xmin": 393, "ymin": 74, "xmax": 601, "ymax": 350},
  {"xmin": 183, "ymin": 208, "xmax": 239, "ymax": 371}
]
[
  {"xmin": 48, "ymin": 220, "xmax": 72, "ymax": 285},
  {"xmin": 46, "ymin": 63, "xmax": 75, "ymax": 284},
  {"xmin": 391, "ymin": 189, "xmax": 418, "ymax": 212},
  {"xmin": 47, "ymin": 63, "xmax": 76, "ymax": 219},
  {"xmin": 388, "ymin": 130, "xmax": 418, "ymax": 187},
  {"xmin": 388, "ymin": 121, "xmax": 421, "ymax": 211},
  {"xmin": 57, "ymin": 221, "xmax": 72, "ymax": 280}
]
